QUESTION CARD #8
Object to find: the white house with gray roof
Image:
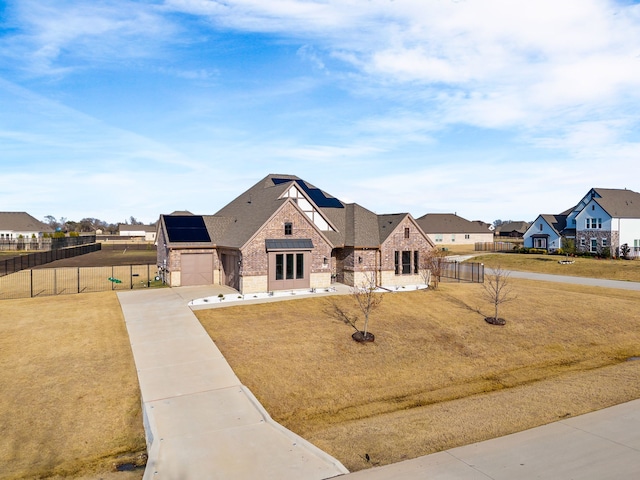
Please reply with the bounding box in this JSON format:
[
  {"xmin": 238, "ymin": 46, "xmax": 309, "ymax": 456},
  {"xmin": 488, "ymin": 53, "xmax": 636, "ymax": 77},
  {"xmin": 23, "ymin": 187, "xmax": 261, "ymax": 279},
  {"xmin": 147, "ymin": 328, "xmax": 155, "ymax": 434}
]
[
  {"xmin": 415, "ymin": 213, "xmax": 494, "ymax": 246},
  {"xmin": 0, "ymin": 212, "xmax": 53, "ymax": 243},
  {"xmin": 524, "ymin": 188, "xmax": 640, "ymax": 257}
]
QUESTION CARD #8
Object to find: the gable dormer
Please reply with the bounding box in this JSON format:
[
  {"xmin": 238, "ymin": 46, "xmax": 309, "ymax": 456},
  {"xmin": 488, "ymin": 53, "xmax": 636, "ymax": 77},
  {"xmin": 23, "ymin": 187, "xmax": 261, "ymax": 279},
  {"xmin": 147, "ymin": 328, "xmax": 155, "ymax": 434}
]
[
  {"xmin": 279, "ymin": 183, "xmax": 336, "ymax": 232},
  {"xmin": 566, "ymin": 188, "xmax": 602, "ymax": 228}
]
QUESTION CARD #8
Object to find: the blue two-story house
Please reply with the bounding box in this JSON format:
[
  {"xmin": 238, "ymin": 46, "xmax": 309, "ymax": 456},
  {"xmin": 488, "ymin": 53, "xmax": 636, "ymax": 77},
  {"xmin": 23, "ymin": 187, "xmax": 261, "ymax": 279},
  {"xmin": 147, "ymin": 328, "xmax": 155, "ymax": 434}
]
[{"xmin": 524, "ymin": 188, "xmax": 640, "ymax": 257}]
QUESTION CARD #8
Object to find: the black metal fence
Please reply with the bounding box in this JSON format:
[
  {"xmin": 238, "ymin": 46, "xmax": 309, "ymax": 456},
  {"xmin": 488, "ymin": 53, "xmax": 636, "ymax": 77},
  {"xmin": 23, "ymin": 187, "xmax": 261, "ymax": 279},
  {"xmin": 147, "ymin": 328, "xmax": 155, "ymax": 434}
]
[
  {"xmin": 0, "ymin": 264, "xmax": 161, "ymax": 300},
  {"xmin": 441, "ymin": 261, "xmax": 484, "ymax": 283},
  {"xmin": 0, "ymin": 235, "xmax": 96, "ymax": 251},
  {"xmin": 0, "ymin": 243, "xmax": 102, "ymax": 277}
]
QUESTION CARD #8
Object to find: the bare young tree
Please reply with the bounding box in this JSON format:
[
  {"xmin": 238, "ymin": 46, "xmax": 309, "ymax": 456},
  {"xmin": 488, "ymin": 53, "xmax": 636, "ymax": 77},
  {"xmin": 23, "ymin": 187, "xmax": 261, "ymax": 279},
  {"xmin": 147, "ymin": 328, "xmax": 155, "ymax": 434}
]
[
  {"xmin": 351, "ymin": 272, "xmax": 383, "ymax": 341},
  {"xmin": 421, "ymin": 247, "xmax": 448, "ymax": 290},
  {"xmin": 482, "ymin": 265, "xmax": 516, "ymax": 325}
]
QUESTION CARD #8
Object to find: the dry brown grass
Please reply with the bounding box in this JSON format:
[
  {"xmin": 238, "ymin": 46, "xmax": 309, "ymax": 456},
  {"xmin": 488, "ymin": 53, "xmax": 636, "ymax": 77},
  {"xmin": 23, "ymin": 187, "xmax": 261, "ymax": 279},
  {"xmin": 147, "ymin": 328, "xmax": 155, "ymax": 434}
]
[
  {"xmin": 31, "ymin": 248, "xmax": 157, "ymax": 269},
  {"xmin": 473, "ymin": 253, "xmax": 640, "ymax": 282},
  {"xmin": 0, "ymin": 265, "xmax": 163, "ymax": 300},
  {"xmin": 196, "ymin": 280, "xmax": 640, "ymax": 471},
  {"xmin": 0, "ymin": 292, "xmax": 146, "ymax": 479}
]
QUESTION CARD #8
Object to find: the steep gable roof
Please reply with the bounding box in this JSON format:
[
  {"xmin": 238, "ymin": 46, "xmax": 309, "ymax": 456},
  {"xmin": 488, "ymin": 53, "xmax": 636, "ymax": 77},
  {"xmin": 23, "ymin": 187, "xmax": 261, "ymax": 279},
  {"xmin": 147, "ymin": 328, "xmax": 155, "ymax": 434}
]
[
  {"xmin": 0, "ymin": 212, "xmax": 53, "ymax": 233},
  {"xmin": 211, "ymin": 175, "xmax": 295, "ymax": 247},
  {"xmin": 377, "ymin": 213, "xmax": 408, "ymax": 243},
  {"xmin": 415, "ymin": 213, "xmax": 492, "ymax": 234},
  {"xmin": 591, "ymin": 188, "xmax": 640, "ymax": 218},
  {"xmin": 539, "ymin": 214, "xmax": 567, "ymax": 235},
  {"xmin": 213, "ymin": 174, "xmax": 341, "ymax": 248}
]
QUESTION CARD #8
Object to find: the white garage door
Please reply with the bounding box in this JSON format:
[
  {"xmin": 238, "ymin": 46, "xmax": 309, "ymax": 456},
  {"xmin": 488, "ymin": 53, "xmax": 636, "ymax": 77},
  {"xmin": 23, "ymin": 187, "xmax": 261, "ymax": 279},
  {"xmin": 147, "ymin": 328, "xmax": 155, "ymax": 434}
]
[{"xmin": 181, "ymin": 253, "xmax": 213, "ymax": 286}]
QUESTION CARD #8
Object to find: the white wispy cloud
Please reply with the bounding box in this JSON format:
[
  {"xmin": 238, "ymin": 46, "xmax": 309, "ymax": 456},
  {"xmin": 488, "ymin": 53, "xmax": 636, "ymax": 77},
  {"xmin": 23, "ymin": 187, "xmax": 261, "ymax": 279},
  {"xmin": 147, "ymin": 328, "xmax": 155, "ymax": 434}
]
[{"xmin": 1, "ymin": 0, "xmax": 175, "ymax": 75}]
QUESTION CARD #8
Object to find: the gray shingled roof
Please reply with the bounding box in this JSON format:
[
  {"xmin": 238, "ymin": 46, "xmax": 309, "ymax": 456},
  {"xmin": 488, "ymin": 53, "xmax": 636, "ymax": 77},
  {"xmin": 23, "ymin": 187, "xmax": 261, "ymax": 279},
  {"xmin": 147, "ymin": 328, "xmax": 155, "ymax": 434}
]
[
  {"xmin": 0, "ymin": 212, "xmax": 53, "ymax": 233},
  {"xmin": 160, "ymin": 174, "xmax": 432, "ymax": 250},
  {"xmin": 592, "ymin": 188, "xmax": 640, "ymax": 218},
  {"xmin": 378, "ymin": 213, "xmax": 409, "ymax": 243},
  {"xmin": 213, "ymin": 174, "xmax": 312, "ymax": 248},
  {"xmin": 415, "ymin": 213, "xmax": 492, "ymax": 234},
  {"xmin": 539, "ymin": 215, "xmax": 567, "ymax": 235},
  {"xmin": 497, "ymin": 221, "xmax": 530, "ymax": 234}
]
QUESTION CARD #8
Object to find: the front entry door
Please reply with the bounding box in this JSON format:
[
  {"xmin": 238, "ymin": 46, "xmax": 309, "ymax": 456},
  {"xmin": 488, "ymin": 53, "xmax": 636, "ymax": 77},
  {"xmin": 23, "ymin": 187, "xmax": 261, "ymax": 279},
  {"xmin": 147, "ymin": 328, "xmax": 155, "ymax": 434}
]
[{"xmin": 221, "ymin": 252, "xmax": 240, "ymax": 290}]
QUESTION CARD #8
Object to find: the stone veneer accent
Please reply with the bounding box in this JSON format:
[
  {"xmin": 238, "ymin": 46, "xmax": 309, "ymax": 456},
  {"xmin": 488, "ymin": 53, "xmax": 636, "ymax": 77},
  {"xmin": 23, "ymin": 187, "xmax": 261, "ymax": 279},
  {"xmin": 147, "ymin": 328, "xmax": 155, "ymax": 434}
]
[
  {"xmin": 310, "ymin": 272, "xmax": 331, "ymax": 289},
  {"xmin": 240, "ymin": 275, "xmax": 268, "ymax": 294},
  {"xmin": 575, "ymin": 230, "xmax": 616, "ymax": 255}
]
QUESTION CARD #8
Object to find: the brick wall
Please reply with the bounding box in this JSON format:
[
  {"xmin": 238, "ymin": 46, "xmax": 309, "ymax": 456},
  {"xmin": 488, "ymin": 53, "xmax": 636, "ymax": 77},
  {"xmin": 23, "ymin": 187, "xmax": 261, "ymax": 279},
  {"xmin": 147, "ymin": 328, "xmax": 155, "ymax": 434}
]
[
  {"xmin": 380, "ymin": 218, "xmax": 433, "ymax": 286},
  {"xmin": 241, "ymin": 201, "xmax": 332, "ymax": 277},
  {"xmin": 334, "ymin": 217, "xmax": 433, "ymax": 287}
]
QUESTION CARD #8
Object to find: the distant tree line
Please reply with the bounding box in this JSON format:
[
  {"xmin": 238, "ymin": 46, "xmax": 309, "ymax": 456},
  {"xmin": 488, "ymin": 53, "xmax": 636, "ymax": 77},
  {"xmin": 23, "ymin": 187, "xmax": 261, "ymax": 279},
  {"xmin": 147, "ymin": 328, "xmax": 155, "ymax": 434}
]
[{"xmin": 43, "ymin": 215, "xmax": 155, "ymax": 234}]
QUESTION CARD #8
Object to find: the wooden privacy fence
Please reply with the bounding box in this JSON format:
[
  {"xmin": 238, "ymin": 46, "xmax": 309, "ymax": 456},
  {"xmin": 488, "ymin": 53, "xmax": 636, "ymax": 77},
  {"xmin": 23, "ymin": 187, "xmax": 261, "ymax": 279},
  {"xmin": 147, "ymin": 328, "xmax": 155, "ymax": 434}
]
[
  {"xmin": 0, "ymin": 264, "xmax": 161, "ymax": 300},
  {"xmin": 440, "ymin": 261, "xmax": 484, "ymax": 283},
  {"xmin": 474, "ymin": 242, "xmax": 519, "ymax": 252}
]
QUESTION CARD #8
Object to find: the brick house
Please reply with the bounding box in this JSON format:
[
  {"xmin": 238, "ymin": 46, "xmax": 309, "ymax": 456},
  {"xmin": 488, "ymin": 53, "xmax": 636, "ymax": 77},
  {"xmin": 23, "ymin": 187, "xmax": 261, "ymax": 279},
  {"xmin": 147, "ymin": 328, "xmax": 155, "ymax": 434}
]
[{"xmin": 156, "ymin": 174, "xmax": 434, "ymax": 293}]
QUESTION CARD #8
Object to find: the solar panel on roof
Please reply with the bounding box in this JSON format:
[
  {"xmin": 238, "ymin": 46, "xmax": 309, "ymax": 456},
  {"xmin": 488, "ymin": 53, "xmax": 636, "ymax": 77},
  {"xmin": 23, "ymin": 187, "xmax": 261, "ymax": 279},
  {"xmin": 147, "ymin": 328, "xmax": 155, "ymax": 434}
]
[
  {"xmin": 272, "ymin": 178, "xmax": 344, "ymax": 208},
  {"xmin": 164, "ymin": 215, "xmax": 211, "ymax": 243}
]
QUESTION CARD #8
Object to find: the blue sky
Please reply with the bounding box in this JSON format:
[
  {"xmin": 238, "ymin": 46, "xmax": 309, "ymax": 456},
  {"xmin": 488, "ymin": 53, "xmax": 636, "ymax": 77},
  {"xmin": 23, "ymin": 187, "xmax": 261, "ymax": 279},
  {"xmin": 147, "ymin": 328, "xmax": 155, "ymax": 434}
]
[{"xmin": 2, "ymin": 0, "xmax": 640, "ymax": 225}]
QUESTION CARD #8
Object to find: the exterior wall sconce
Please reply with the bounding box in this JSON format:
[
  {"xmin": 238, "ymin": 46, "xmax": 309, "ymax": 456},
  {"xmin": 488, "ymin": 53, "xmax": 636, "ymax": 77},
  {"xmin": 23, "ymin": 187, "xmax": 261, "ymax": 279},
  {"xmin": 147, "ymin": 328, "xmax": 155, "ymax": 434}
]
[
  {"xmin": 358, "ymin": 256, "xmax": 363, "ymax": 263},
  {"xmin": 323, "ymin": 257, "xmax": 328, "ymax": 265}
]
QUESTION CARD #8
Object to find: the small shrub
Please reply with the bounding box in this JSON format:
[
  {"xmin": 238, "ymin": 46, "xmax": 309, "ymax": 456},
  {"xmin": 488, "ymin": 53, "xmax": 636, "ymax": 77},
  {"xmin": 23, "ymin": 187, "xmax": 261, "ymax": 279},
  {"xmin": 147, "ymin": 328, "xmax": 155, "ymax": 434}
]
[{"xmin": 621, "ymin": 244, "xmax": 631, "ymax": 260}]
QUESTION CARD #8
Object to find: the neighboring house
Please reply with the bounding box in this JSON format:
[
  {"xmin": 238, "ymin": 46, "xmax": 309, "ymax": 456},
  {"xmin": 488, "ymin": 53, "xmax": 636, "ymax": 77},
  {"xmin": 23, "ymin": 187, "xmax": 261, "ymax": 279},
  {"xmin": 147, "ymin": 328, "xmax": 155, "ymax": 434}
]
[
  {"xmin": 0, "ymin": 212, "xmax": 53, "ymax": 243},
  {"xmin": 523, "ymin": 215, "xmax": 567, "ymax": 251},
  {"xmin": 524, "ymin": 188, "xmax": 640, "ymax": 256},
  {"xmin": 118, "ymin": 224, "xmax": 157, "ymax": 242},
  {"xmin": 156, "ymin": 174, "xmax": 434, "ymax": 292},
  {"xmin": 415, "ymin": 213, "xmax": 494, "ymax": 246},
  {"xmin": 495, "ymin": 221, "xmax": 530, "ymax": 238}
]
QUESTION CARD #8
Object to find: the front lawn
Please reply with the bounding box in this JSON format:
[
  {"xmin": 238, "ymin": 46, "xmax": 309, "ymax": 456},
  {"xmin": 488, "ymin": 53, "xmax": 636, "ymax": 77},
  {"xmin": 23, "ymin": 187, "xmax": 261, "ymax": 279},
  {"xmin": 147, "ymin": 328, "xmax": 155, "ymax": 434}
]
[
  {"xmin": 471, "ymin": 253, "xmax": 640, "ymax": 282},
  {"xmin": 196, "ymin": 280, "xmax": 640, "ymax": 471}
]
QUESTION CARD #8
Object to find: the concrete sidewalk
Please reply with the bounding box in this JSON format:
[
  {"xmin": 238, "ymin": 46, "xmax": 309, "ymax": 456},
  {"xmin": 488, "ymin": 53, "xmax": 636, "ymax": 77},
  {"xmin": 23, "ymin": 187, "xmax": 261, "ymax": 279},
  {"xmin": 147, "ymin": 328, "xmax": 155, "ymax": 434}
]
[
  {"xmin": 501, "ymin": 269, "xmax": 640, "ymax": 290},
  {"xmin": 343, "ymin": 398, "xmax": 640, "ymax": 479},
  {"xmin": 118, "ymin": 286, "xmax": 348, "ymax": 480}
]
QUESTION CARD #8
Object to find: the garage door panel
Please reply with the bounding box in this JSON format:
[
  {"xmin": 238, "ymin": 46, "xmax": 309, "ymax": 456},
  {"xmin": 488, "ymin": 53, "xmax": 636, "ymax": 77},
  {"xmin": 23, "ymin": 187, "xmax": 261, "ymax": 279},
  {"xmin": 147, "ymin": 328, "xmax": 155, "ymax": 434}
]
[{"xmin": 181, "ymin": 253, "xmax": 213, "ymax": 286}]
